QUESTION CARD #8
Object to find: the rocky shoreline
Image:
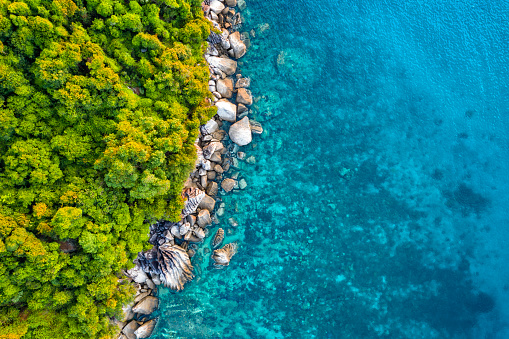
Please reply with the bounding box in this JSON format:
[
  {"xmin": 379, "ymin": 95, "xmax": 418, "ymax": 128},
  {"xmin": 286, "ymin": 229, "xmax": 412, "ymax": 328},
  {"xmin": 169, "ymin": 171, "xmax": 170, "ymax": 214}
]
[{"xmin": 115, "ymin": 0, "xmax": 258, "ymax": 338}]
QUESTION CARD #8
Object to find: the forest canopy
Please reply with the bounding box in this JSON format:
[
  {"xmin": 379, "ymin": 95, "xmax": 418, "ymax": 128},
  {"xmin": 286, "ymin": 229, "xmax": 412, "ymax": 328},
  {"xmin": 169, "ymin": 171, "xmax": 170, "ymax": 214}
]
[{"xmin": 0, "ymin": 0, "xmax": 214, "ymax": 337}]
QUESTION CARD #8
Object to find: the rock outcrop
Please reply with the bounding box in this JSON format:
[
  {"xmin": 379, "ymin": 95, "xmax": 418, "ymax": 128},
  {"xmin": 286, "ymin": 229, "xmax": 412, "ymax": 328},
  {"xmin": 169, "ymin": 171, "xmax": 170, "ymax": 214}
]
[{"xmin": 158, "ymin": 244, "xmax": 194, "ymax": 291}]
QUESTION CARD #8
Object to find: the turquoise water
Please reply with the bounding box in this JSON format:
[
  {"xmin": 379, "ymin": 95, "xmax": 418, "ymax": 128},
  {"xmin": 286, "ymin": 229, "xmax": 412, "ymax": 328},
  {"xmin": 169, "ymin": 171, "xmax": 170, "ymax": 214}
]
[{"xmin": 152, "ymin": 1, "xmax": 509, "ymax": 338}]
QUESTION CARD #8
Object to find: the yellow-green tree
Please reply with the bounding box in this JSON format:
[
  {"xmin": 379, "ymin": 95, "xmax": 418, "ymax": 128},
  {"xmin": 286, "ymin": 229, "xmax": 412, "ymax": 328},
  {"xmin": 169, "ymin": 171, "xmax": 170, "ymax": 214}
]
[{"xmin": 0, "ymin": 0, "xmax": 215, "ymax": 337}]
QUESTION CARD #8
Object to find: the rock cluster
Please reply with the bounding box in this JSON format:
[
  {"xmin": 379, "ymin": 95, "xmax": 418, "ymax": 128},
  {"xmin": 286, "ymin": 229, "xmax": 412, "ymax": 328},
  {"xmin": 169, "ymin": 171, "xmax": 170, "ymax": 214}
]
[
  {"xmin": 118, "ymin": 271, "xmax": 159, "ymax": 339},
  {"xmin": 118, "ymin": 0, "xmax": 262, "ymax": 337}
]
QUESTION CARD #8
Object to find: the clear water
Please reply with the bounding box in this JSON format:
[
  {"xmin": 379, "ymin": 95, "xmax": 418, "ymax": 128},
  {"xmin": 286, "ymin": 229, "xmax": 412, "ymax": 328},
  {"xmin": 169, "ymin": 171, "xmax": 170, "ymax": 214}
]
[{"xmin": 152, "ymin": 1, "xmax": 509, "ymax": 338}]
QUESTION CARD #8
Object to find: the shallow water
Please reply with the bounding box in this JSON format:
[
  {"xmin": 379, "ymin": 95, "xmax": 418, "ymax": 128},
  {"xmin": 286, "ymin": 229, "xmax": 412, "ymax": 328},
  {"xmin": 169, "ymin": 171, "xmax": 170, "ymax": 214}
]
[{"xmin": 152, "ymin": 0, "xmax": 509, "ymax": 338}]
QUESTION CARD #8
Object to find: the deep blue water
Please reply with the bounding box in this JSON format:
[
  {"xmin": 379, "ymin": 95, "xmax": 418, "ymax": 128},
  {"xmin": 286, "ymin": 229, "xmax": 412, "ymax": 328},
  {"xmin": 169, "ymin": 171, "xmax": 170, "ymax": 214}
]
[{"xmin": 152, "ymin": 0, "xmax": 509, "ymax": 338}]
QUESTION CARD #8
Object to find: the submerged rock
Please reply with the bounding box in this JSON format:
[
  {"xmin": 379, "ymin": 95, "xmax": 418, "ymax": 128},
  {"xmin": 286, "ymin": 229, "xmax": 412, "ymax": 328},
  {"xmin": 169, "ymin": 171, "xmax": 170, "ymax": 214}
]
[
  {"xmin": 229, "ymin": 116, "xmax": 252, "ymax": 146},
  {"xmin": 250, "ymin": 120, "xmax": 263, "ymax": 134},
  {"xmin": 212, "ymin": 242, "xmax": 238, "ymax": 267},
  {"xmin": 212, "ymin": 228, "xmax": 224, "ymax": 249},
  {"xmin": 235, "ymin": 77, "xmax": 251, "ymax": 88}
]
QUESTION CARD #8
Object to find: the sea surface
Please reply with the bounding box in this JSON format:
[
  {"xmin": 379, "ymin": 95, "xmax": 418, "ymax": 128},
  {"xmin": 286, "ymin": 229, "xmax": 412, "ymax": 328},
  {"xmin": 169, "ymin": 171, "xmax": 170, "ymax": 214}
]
[{"xmin": 152, "ymin": 0, "xmax": 509, "ymax": 338}]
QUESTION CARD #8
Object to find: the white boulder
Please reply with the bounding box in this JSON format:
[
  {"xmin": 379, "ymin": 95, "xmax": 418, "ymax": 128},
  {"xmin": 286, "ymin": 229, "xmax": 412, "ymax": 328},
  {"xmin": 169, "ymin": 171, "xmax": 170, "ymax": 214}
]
[
  {"xmin": 229, "ymin": 116, "xmax": 252, "ymax": 146},
  {"xmin": 209, "ymin": 0, "xmax": 225, "ymax": 14},
  {"xmin": 215, "ymin": 99, "xmax": 237, "ymax": 122}
]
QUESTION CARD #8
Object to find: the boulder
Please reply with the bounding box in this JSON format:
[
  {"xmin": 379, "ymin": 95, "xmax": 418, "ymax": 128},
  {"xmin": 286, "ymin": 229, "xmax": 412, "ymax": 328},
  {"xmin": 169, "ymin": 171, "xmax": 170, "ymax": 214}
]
[
  {"xmin": 209, "ymin": 151, "xmax": 222, "ymax": 163},
  {"xmin": 216, "ymin": 78, "xmax": 234, "ymax": 98},
  {"xmin": 215, "ymin": 99, "xmax": 237, "ymax": 122},
  {"xmin": 145, "ymin": 278, "xmax": 156, "ymax": 290},
  {"xmin": 197, "ymin": 209, "xmax": 212, "ymax": 227},
  {"xmin": 207, "ymin": 56, "xmax": 237, "ymax": 75},
  {"xmin": 134, "ymin": 291, "xmax": 150, "ymax": 304},
  {"xmin": 207, "ymin": 171, "xmax": 216, "ymax": 180},
  {"xmin": 201, "ymin": 119, "xmax": 219, "ymax": 135},
  {"xmin": 228, "ymin": 31, "xmax": 246, "ymax": 59},
  {"xmin": 132, "ymin": 296, "xmax": 158, "ymax": 315},
  {"xmin": 209, "ymin": 0, "xmax": 225, "ymax": 14},
  {"xmin": 221, "ymin": 178, "xmax": 235, "ymax": 192},
  {"xmin": 214, "ymin": 164, "xmax": 224, "ymax": 174},
  {"xmin": 229, "ymin": 117, "xmax": 252, "ymax": 146},
  {"xmin": 122, "ymin": 320, "xmax": 139, "ymax": 339},
  {"xmin": 199, "ymin": 194, "xmax": 216, "ymax": 211},
  {"xmin": 236, "ymin": 88, "xmax": 252, "ymax": 105},
  {"xmin": 206, "ymin": 181, "xmax": 219, "ymax": 196},
  {"xmin": 134, "ymin": 319, "xmax": 157, "ymax": 339},
  {"xmin": 226, "ymin": 0, "xmax": 237, "ymax": 6}
]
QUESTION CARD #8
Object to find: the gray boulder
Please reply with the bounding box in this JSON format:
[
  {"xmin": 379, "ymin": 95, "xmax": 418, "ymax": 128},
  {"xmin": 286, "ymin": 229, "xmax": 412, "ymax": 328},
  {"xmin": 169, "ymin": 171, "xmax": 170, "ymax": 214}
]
[{"xmin": 201, "ymin": 119, "xmax": 219, "ymax": 135}]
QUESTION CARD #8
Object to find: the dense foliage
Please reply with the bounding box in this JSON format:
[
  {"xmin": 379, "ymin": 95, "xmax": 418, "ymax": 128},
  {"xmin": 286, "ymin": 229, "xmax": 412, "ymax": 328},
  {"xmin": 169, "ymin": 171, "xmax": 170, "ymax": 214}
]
[{"xmin": 0, "ymin": 0, "xmax": 215, "ymax": 337}]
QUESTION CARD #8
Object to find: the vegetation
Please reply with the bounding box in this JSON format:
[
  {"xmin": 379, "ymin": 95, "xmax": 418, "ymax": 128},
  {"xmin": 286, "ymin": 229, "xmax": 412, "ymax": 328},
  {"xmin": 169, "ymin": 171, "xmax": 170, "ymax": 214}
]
[{"xmin": 0, "ymin": 0, "xmax": 214, "ymax": 337}]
